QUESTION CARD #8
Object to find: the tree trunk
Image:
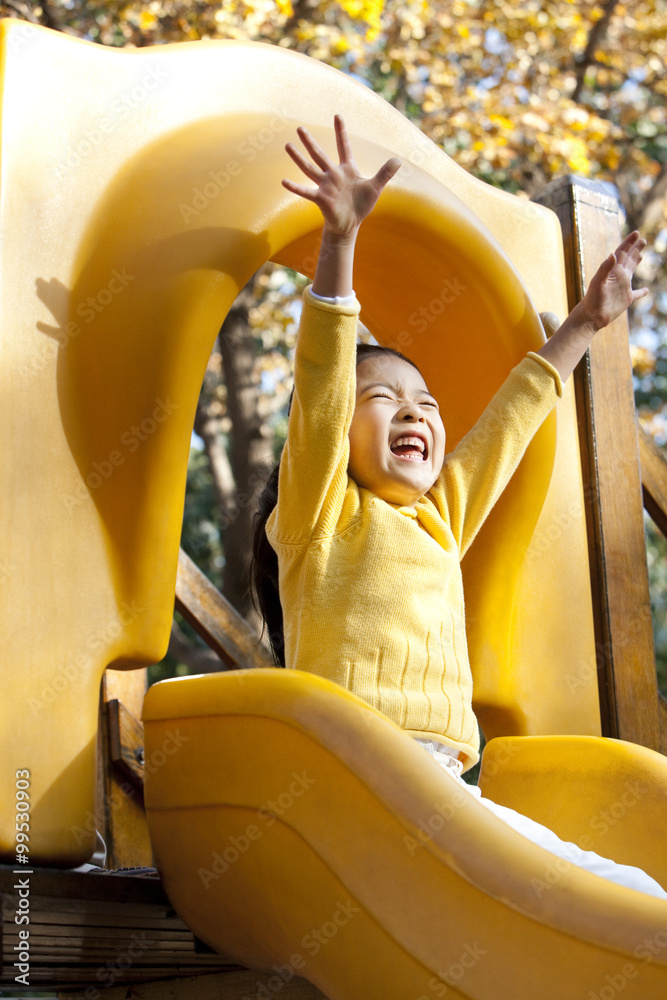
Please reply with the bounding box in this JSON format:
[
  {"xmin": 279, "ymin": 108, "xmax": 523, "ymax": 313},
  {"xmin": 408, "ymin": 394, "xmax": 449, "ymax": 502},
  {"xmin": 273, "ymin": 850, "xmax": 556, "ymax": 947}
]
[{"xmin": 218, "ymin": 275, "xmax": 275, "ymax": 616}]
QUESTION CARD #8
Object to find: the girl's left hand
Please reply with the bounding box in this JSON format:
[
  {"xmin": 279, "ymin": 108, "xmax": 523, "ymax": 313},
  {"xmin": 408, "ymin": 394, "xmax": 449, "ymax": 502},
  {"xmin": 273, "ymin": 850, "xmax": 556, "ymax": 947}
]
[{"xmin": 578, "ymin": 231, "xmax": 649, "ymax": 331}]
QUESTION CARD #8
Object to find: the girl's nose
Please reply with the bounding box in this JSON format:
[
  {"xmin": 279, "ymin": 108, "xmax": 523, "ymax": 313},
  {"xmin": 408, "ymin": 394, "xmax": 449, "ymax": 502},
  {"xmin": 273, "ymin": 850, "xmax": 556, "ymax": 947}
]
[{"xmin": 397, "ymin": 403, "xmax": 424, "ymax": 421}]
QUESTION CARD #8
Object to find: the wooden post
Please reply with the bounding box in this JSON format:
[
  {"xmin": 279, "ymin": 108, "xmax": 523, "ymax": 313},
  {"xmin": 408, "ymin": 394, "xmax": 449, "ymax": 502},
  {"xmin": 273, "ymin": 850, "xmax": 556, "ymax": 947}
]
[
  {"xmin": 100, "ymin": 667, "xmax": 154, "ymax": 868},
  {"xmin": 534, "ymin": 176, "xmax": 661, "ymax": 751}
]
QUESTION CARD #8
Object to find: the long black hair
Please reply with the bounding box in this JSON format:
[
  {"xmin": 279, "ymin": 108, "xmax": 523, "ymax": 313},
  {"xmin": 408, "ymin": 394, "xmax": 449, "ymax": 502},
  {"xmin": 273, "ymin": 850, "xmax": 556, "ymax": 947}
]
[{"xmin": 250, "ymin": 342, "xmax": 423, "ymax": 666}]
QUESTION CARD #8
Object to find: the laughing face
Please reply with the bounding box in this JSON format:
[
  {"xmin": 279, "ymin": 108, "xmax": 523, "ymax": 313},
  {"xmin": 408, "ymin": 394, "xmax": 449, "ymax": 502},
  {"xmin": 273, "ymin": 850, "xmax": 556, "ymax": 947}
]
[{"xmin": 348, "ymin": 352, "xmax": 446, "ymax": 506}]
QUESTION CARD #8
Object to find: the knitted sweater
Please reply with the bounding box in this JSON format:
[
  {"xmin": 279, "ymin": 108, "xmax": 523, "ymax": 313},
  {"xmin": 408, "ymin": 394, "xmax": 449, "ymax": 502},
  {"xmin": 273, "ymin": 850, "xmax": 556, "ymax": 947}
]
[{"xmin": 266, "ymin": 287, "xmax": 563, "ymax": 768}]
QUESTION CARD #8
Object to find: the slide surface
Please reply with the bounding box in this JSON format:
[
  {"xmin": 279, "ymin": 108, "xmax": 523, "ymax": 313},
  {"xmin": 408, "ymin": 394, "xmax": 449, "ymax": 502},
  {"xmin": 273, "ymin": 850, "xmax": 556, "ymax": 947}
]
[{"xmin": 144, "ymin": 670, "xmax": 667, "ymax": 1000}]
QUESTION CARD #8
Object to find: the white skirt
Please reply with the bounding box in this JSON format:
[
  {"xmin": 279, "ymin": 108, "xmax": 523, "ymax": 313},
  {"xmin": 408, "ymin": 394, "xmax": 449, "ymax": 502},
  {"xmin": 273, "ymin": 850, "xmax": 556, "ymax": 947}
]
[{"xmin": 415, "ymin": 739, "xmax": 667, "ymax": 900}]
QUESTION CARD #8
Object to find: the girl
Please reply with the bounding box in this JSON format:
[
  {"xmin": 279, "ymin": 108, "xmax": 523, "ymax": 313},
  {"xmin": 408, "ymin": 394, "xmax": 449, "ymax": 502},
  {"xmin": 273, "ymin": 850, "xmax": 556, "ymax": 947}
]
[{"xmin": 252, "ymin": 115, "xmax": 665, "ymax": 899}]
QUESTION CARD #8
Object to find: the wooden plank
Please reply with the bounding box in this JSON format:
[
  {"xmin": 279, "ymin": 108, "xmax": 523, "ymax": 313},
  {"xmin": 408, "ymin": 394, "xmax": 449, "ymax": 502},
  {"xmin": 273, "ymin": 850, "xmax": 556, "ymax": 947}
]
[
  {"xmin": 101, "ymin": 671, "xmax": 154, "ymax": 869},
  {"xmin": 0, "ymin": 866, "xmax": 163, "ymax": 902},
  {"xmin": 175, "ymin": 547, "xmax": 274, "ymax": 669},
  {"xmin": 6, "ymin": 926, "xmax": 194, "ymax": 944},
  {"xmin": 534, "ymin": 176, "xmax": 661, "ymax": 751},
  {"xmin": 27, "ymin": 968, "xmax": 242, "ymax": 987},
  {"xmin": 108, "ymin": 698, "xmax": 146, "ymax": 789},
  {"xmin": 58, "ymin": 967, "xmax": 330, "ymax": 999},
  {"xmin": 638, "ymin": 419, "xmax": 667, "ymax": 538},
  {"xmin": 0, "ymin": 867, "xmax": 240, "ymax": 988},
  {"xmin": 5, "ymin": 925, "xmax": 198, "ymax": 944},
  {"xmin": 12, "ymin": 910, "xmax": 182, "ymax": 927}
]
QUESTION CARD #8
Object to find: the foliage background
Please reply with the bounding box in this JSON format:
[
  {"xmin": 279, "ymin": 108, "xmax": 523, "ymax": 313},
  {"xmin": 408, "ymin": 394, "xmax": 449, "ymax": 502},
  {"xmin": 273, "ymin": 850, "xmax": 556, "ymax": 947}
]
[{"xmin": 7, "ymin": 0, "xmax": 667, "ymax": 698}]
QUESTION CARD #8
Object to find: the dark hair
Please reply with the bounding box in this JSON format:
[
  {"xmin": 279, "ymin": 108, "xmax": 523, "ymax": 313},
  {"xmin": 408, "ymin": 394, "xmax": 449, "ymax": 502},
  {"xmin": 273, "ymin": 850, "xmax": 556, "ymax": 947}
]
[{"xmin": 250, "ymin": 343, "xmax": 423, "ymax": 666}]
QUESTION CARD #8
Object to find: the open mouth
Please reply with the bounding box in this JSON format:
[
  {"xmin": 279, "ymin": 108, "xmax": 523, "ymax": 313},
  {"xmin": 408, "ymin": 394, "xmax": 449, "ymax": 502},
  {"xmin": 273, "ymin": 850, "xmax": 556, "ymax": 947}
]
[{"xmin": 390, "ymin": 434, "xmax": 428, "ymax": 461}]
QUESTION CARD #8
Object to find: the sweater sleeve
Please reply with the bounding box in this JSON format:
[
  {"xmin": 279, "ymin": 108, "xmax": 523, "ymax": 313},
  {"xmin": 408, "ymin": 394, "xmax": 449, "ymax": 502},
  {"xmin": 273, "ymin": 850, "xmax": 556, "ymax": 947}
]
[
  {"xmin": 266, "ymin": 286, "xmax": 361, "ymax": 545},
  {"xmin": 430, "ymin": 352, "xmax": 563, "ymax": 559}
]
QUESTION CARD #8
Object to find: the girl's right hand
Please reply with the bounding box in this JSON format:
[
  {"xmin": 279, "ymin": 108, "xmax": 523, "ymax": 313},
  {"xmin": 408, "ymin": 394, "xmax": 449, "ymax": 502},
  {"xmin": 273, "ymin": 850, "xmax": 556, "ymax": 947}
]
[{"xmin": 282, "ymin": 115, "xmax": 401, "ymax": 241}]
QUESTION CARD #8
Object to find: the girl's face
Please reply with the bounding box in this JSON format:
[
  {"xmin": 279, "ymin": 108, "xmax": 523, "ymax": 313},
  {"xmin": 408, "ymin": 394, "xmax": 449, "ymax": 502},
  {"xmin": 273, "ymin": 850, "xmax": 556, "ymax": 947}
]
[{"xmin": 348, "ymin": 353, "xmax": 446, "ymax": 506}]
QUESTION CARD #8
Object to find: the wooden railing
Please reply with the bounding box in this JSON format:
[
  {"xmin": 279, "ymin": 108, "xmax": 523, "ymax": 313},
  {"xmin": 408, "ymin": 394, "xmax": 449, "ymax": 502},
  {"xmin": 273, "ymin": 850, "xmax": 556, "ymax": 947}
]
[
  {"xmin": 637, "ymin": 417, "xmax": 667, "ymax": 755},
  {"xmin": 175, "ymin": 548, "xmax": 274, "ymax": 670}
]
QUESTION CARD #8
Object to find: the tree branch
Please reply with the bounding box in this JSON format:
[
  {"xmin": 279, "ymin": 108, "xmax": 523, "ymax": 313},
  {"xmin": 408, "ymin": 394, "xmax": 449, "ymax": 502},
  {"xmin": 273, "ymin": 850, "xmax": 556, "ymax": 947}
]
[
  {"xmin": 624, "ymin": 159, "xmax": 667, "ymax": 235},
  {"xmin": 193, "ymin": 396, "xmax": 236, "ymax": 517},
  {"xmin": 571, "ymin": 0, "xmax": 620, "ymax": 103}
]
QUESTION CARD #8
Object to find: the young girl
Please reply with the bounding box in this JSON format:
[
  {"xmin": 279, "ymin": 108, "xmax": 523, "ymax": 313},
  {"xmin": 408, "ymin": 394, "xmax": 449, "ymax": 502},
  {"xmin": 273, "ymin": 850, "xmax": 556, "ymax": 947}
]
[{"xmin": 252, "ymin": 115, "xmax": 666, "ymax": 899}]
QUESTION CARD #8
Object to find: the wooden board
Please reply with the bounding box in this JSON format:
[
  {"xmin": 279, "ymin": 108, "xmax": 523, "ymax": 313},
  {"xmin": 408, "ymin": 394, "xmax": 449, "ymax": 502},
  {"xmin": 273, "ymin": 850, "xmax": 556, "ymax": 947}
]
[
  {"xmin": 0, "ymin": 866, "xmax": 236, "ymax": 989},
  {"xmin": 638, "ymin": 419, "xmax": 667, "ymax": 539},
  {"xmin": 175, "ymin": 548, "xmax": 274, "ymax": 670},
  {"xmin": 101, "ymin": 670, "xmax": 154, "ymax": 869},
  {"xmin": 534, "ymin": 176, "xmax": 661, "ymax": 751},
  {"xmin": 58, "ymin": 967, "xmax": 329, "ymax": 999}
]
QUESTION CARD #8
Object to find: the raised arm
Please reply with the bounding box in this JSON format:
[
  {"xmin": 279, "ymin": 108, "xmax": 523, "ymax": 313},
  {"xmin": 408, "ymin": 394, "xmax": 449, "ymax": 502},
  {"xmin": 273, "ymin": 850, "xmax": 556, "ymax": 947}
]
[
  {"xmin": 537, "ymin": 230, "xmax": 648, "ymax": 381},
  {"xmin": 269, "ymin": 118, "xmax": 401, "ymax": 543},
  {"xmin": 282, "ymin": 114, "xmax": 400, "ymax": 298}
]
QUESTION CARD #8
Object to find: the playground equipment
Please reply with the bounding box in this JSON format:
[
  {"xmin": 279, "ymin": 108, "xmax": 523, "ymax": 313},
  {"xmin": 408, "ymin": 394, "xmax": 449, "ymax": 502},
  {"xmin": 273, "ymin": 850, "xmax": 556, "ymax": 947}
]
[{"xmin": 1, "ymin": 17, "xmax": 666, "ymax": 998}]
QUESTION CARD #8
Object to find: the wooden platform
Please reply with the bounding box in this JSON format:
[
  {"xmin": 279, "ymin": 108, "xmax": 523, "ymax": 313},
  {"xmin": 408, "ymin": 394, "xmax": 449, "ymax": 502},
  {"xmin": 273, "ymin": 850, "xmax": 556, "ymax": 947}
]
[
  {"xmin": 0, "ymin": 865, "xmax": 327, "ymax": 998},
  {"xmin": 0, "ymin": 865, "xmax": 237, "ymax": 989}
]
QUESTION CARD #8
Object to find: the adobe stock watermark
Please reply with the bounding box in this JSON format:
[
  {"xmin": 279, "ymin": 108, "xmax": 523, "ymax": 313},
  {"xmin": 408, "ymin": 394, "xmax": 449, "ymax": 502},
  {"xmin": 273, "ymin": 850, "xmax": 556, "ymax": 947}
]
[
  {"xmin": 530, "ymin": 780, "xmax": 649, "ymax": 898},
  {"xmin": 404, "ymin": 788, "xmax": 472, "ymax": 857},
  {"xmin": 180, "ymin": 113, "xmax": 291, "ymax": 224},
  {"xmin": 24, "ymin": 267, "xmax": 136, "ymax": 378},
  {"xmin": 240, "ymin": 899, "xmax": 360, "ymax": 1000},
  {"xmin": 587, "ymin": 923, "xmax": 667, "ymax": 1000},
  {"xmin": 527, "ymin": 479, "xmax": 598, "ymax": 563},
  {"xmin": 478, "ymin": 739, "xmax": 521, "ymax": 778},
  {"xmin": 61, "ymin": 396, "xmax": 179, "ymax": 511},
  {"xmin": 198, "ymin": 770, "xmax": 317, "ymax": 888},
  {"xmin": 564, "ymin": 607, "xmax": 654, "ymax": 696},
  {"xmin": 67, "ymin": 932, "xmax": 156, "ymax": 999},
  {"xmin": 297, "ymin": 250, "xmax": 468, "ymax": 357},
  {"xmin": 0, "ymin": 558, "xmax": 17, "ymax": 584},
  {"xmin": 54, "ymin": 66, "xmax": 171, "ymax": 180},
  {"xmin": 70, "ymin": 728, "xmax": 189, "ymax": 849},
  {"xmin": 416, "ymin": 940, "xmax": 487, "ymax": 998},
  {"xmin": 28, "ymin": 600, "xmax": 145, "ymax": 716},
  {"xmin": 9, "ymin": 21, "xmax": 39, "ymax": 52},
  {"xmin": 381, "ymin": 273, "xmax": 468, "ymax": 355},
  {"xmin": 218, "ymin": 465, "xmax": 274, "ymax": 532}
]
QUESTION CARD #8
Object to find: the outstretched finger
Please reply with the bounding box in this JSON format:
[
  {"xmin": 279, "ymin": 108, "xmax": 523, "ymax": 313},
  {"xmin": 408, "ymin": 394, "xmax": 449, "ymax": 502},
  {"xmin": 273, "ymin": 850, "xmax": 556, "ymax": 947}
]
[
  {"xmin": 285, "ymin": 141, "xmax": 323, "ymax": 183},
  {"xmin": 597, "ymin": 251, "xmax": 617, "ymax": 278},
  {"xmin": 281, "ymin": 177, "xmax": 318, "ymax": 202},
  {"xmin": 615, "ymin": 231, "xmax": 646, "ymax": 262},
  {"xmin": 296, "ymin": 126, "xmax": 335, "ymax": 173},
  {"xmin": 618, "ymin": 230, "xmax": 643, "ymax": 250},
  {"xmin": 334, "ymin": 114, "xmax": 354, "ymax": 166},
  {"xmin": 372, "ymin": 156, "xmax": 402, "ymax": 191},
  {"xmin": 618, "ymin": 242, "xmax": 647, "ymax": 274}
]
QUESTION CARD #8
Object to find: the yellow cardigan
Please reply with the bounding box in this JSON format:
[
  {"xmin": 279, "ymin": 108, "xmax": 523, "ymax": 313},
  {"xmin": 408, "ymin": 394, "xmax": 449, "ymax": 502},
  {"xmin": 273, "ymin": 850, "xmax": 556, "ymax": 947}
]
[{"xmin": 267, "ymin": 288, "xmax": 563, "ymax": 768}]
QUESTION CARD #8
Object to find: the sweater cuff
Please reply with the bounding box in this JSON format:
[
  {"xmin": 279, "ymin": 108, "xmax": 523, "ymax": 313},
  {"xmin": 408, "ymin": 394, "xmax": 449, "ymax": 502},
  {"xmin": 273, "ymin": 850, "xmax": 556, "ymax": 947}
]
[
  {"xmin": 304, "ymin": 284, "xmax": 361, "ymax": 316},
  {"xmin": 525, "ymin": 351, "xmax": 564, "ymax": 399},
  {"xmin": 308, "ymin": 287, "xmax": 359, "ymax": 309}
]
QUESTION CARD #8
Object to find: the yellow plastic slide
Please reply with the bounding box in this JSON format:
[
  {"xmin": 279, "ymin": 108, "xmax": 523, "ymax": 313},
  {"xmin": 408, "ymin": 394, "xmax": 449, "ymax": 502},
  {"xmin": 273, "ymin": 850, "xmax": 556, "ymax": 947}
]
[
  {"xmin": 1, "ymin": 17, "xmax": 596, "ymax": 865},
  {"xmin": 143, "ymin": 669, "xmax": 667, "ymax": 999},
  {"xmin": 1, "ymin": 18, "xmax": 665, "ymax": 998}
]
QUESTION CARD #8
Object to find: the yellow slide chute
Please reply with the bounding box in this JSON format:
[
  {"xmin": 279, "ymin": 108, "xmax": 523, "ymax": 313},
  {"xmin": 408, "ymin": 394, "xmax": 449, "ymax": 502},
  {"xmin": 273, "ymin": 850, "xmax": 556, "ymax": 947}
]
[
  {"xmin": 0, "ymin": 18, "xmax": 664, "ymax": 998},
  {"xmin": 144, "ymin": 669, "xmax": 667, "ymax": 1000}
]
